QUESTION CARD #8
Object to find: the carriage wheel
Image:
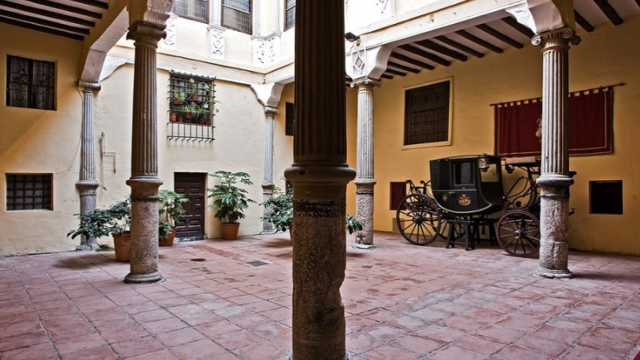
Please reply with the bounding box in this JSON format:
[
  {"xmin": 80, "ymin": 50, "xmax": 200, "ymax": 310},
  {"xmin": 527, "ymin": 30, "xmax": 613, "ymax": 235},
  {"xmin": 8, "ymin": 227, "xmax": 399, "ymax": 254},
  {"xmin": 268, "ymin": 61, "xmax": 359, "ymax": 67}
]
[
  {"xmin": 496, "ymin": 210, "xmax": 540, "ymax": 257},
  {"xmin": 396, "ymin": 194, "xmax": 441, "ymax": 246},
  {"xmin": 438, "ymin": 215, "xmax": 466, "ymax": 241}
]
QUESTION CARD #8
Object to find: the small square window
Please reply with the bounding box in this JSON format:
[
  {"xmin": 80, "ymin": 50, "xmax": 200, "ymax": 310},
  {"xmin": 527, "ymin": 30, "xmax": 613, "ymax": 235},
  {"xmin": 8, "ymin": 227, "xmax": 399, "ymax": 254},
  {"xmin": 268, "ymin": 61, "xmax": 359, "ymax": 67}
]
[
  {"xmin": 404, "ymin": 80, "xmax": 451, "ymax": 145},
  {"xmin": 222, "ymin": 0, "xmax": 252, "ymax": 34},
  {"xmin": 6, "ymin": 56, "xmax": 55, "ymax": 110},
  {"xmin": 174, "ymin": 0, "xmax": 209, "ymax": 22},
  {"xmin": 285, "ymin": 102, "xmax": 295, "ymax": 136},
  {"xmin": 6, "ymin": 174, "xmax": 53, "ymax": 211},
  {"xmin": 390, "ymin": 182, "xmax": 407, "ymax": 210},
  {"xmin": 590, "ymin": 181, "xmax": 623, "ymax": 215},
  {"xmin": 284, "ymin": 0, "xmax": 295, "ymax": 31}
]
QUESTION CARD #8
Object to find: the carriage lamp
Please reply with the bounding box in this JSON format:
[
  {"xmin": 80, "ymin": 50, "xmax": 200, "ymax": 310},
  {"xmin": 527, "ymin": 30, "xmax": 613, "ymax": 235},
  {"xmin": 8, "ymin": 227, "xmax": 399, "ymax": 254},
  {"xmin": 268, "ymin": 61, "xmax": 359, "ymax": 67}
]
[{"xmin": 479, "ymin": 153, "xmax": 490, "ymax": 172}]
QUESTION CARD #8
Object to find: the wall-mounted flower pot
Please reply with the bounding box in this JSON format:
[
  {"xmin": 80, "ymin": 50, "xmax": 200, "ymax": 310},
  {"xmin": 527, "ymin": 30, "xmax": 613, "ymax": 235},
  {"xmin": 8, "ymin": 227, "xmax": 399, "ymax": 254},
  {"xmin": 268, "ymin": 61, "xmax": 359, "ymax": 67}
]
[
  {"xmin": 112, "ymin": 231, "xmax": 131, "ymax": 262},
  {"xmin": 221, "ymin": 223, "xmax": 240, "ymax": 240},
  {"xmin": 170, "ymin": 113, "xmax": 177, "ymax": 122}
]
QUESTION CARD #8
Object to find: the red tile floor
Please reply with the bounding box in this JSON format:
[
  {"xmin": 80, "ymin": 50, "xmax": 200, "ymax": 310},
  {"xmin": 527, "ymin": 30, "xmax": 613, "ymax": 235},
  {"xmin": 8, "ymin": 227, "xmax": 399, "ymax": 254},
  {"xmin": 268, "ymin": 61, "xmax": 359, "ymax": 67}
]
[{"xmin": 1, "ymin": 232, "xmax": 640, "ymax": 360}]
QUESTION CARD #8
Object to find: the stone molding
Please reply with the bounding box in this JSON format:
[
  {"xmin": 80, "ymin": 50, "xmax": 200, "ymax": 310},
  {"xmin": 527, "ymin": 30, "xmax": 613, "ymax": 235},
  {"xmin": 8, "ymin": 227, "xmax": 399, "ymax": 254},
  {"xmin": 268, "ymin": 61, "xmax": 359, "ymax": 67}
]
[
  {"xmin": 160, "ymin": 14, "xmax": 177, "ymax": 49},
  {"xmin": 208, "ymin": 25, "xmax": 226, "ymax": 59},
  {"xmin": 252, "ymin": 34, "xmax": 281, "ymax": 67},
  {"xmin": 127, "ymin": 21, "xmax": 167, "ymax": 45},
  {"xmin": 532, "ymin": 27, "xmax": 581, "ymax": 50}
]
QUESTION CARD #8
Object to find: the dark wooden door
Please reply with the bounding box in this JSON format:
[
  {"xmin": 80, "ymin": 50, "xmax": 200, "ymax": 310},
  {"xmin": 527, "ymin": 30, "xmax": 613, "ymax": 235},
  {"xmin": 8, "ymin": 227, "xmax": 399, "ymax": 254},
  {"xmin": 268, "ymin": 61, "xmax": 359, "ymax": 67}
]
[{"xmin": 174, "ymin": 173, "xmax": 206, "ymax": 240}]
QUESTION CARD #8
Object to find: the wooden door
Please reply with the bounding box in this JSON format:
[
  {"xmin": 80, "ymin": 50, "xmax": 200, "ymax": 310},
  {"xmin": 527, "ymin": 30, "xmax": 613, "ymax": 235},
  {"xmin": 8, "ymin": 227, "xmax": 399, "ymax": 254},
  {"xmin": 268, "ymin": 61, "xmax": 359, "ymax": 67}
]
[{"xmin": 174, "ymin": 173, "xmax": 206, "ymax": 240}]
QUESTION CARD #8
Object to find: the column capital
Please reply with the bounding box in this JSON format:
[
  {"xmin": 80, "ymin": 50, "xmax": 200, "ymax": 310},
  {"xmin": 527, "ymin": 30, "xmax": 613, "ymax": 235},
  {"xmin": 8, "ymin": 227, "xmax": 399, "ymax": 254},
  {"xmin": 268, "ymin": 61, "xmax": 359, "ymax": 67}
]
[
  {"xmin": 127, "ymin": 21, "xmax": 166, "ymax": 45},
  {"xmin": 265, "ymin": 106, "xmax": 279, "ymax": 115},
  {"xmin": 532, "ymin": 27, "xmax": 581, "ymax": 51},
  {"xmin": 78, "ymin": 80, "xmax": 101, "ymax": 92},
  {"xmin": 351, "ymin": 78, "xmax": 380, "ymax": 89}
]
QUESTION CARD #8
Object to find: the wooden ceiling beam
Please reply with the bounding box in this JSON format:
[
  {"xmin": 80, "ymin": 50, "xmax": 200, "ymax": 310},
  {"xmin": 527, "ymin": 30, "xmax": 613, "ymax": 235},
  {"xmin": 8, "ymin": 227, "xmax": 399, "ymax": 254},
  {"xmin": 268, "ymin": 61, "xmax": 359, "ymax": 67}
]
[
  {"xmin": 456, "ymin": 29, "xmax": 503, "ymax": 53},
  {"xmin": 381, "ymin": 74, "xmax": 394, "ymax": 80},
  {"xmin": 0, "ymin": 15, "xmax": 83, "ymax": 40},
  {"xmin": 69, "ymin": 0, "xmax": 109, "ymax": 10},
  {"xmin": 434, "ymin": 35, "xmax": 484, "ymax": 58},
  {"xmin": 476, "ymin": 24, "xmax": 523, "ymax": 49},
  {"xmin": 594, "ymin": 0, "xmax": 623, "ymax": 25},
  {"xmin": 399, "ymin": 44, "xmax": 451, "ymax": 66},
  {"xmin": 414, "ymin": 39, "xmax": 467, "ymax": 62},
  {"xmin": 0, "ymin": 1, "xmax": 95, "ymax": 27},
  {"xmin": 501, "ymin": 16, "xmax": 535, "ymax": 38},
  {"xmin": 385, "ymin": 68, "xmax": 407, "ymax": 77},
  {"xmin": 574, "ymin": 10, "xmax": 594, "ymax": 32},
  {"xmin": 389, "ymin": 52, "xmax": 435, "ymax": 70},
  {"xmin": 25, "ymin": 0, "xmax": 102, "ymax": 19},
  {"xmin": 0, "ymin": 9, "xmax": 89, "ymax": 34},
  {"xmin": 388, "ymin": 61, "xmax": 420, "ymax": 74}
]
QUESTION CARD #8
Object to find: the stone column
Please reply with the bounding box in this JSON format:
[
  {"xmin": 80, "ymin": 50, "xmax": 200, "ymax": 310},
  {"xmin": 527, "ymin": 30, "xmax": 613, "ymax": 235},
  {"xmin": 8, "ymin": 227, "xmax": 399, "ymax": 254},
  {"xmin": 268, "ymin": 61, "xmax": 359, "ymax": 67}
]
[
  {"xmin": 353, "ymin": 79, "xmax": 379, "ymax": 249},
  {"xmin": 76, "ymin": 81, "xmax": 101, "ymax": 251},
  {"xmin": 532, "ymin": 27, "xmax": 580, "ymax": 279},
  {"xmin": 284, "ymin": 0, "xmax": 355, "ymax": 358},
  {"xmin": 262, "ymin": 106, "xmax": 278, "ymax": 234},
  {"xmin": 124, "ymin": 21, "xmax": 165, "ymax": 284}
]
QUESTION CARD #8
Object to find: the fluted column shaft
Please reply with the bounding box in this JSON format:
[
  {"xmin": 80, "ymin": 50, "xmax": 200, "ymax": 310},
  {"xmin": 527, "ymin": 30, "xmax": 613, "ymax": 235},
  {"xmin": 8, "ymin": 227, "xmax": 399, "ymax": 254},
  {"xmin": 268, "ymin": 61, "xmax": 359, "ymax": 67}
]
[
  {"xmin": 76, "ymin": 81, "xmax": 101, "ymax": 250},
  {"xmin": 284, "ymin": 0, "xmax": 356, "ymax": 358},
  {"xmin": 533, "ymin": 27, "xmax": 580, "ymax": 279},
  {"xmin": 124, "ymin": 21, "xmax": 165, "ymax": 284},
  {"xmin": 262, "ymin": 106, "xmax": 277, "ymax": 234},
  {"xmin": 354, "ymin": 80, "xmax": 378, "ymax": 248}
]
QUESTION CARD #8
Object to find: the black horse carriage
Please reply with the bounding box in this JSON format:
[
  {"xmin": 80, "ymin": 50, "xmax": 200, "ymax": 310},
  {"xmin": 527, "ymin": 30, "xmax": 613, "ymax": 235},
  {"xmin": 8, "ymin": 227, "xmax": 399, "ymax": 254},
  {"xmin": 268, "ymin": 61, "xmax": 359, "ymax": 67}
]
[{"xmin": 396, "ymin": 154, "xmax": 544, "ymax": 257}]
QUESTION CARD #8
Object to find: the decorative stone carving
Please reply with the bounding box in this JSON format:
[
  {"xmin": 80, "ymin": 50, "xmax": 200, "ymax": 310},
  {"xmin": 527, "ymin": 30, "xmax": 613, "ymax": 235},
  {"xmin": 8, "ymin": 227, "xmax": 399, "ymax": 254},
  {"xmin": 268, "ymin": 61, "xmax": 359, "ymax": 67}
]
[
  {"xmin": 376, "ymin": 0, "xmax": 391, "ymax": 13},
  {"xmin": 351, "ymin": 47, "xmax": 367, "ymax": 79},
  {"xmin": 252, "ymin": 35, "xmax": 281, "ymax": 67},
  {"xmin": 208, "ymin": 25, "xmax": 226, "ymax": 59},
  {"xmin": 160, "ymin": 14, "xmax": 177, "ymax": 49}
]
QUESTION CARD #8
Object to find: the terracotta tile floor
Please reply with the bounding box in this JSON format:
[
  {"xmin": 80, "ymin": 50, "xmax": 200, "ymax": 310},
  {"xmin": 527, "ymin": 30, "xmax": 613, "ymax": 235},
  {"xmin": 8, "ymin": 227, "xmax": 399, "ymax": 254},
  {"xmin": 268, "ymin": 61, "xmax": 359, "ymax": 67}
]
[{"xmin": 2, "ymin": 232, "xmax": 640, "ymax": 360}]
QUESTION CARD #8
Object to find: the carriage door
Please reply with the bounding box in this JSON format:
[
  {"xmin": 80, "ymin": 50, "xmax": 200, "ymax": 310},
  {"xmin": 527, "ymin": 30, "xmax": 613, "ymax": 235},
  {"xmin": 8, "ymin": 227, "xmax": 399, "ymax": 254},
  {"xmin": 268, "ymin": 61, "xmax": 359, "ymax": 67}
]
[
  {"xmin": 174, "ymin": 173, "xmax": 206, "ymax": 240},
  {"xmin": 450, "ymin": 160, "xmax": 478, "ymax": 211}
]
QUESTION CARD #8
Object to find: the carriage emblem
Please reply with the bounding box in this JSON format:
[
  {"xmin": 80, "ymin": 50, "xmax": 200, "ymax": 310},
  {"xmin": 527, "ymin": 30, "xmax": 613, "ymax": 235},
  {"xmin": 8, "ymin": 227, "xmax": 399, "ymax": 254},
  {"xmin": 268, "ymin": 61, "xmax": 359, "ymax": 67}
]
[
  {"xmin": 442, "ymin": 195, "xmax": 448, "ymax": 202},
  {"xmin": 459, "ymin": 194, "xmax": 472, "ymax": 206}
]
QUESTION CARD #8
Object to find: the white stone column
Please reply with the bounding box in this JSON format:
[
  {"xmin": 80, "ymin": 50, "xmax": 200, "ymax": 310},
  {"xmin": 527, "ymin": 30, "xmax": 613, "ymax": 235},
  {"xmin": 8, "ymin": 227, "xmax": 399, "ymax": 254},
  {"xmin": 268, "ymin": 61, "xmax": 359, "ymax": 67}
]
[
  {"xmin": 353, "ymin": 79, "xmax": 378, "ymax": 249},
  {"xmin": 76, "ymin": 81, "xmax": 101, "ymax": 251},
  {"xmin": 533, "ymin": 27, "xmax": 580, "ymax": 279},
  {"xmin": 124, "ymin": 21, "xmax": 165, "ymax": 284},
  {"xmin": 284, "ymin": 0, "xmax": 355, "ymax": 358},
  {"xmin": 262, "ymin": 106, "xmax": 277, "ymax": 234}
]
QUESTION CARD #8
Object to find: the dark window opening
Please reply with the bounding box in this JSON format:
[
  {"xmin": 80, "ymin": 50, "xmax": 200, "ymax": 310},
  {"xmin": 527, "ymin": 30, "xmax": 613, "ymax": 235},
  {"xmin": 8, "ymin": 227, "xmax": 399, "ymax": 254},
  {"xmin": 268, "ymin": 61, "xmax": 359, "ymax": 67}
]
[
  {"xmin": 174, "ymin": 0, "xmax": 209, "ymax": 22},
  {"xmin": 285, "ymin": 102, "xmax": 295, "ymax": 136},
  {"xmin": 404, "ymin": 80, "xmax": 450, "ymax": 145},
  {"xmin": 284, "ymin": 0, "xmax": 295, "ymax": 31},
  {"xmin": 6, "ymin": 55, "xmax": 55, "ymax": 110},
  {"xmin": 390, "ymin": 182, "xmax": 407, "ymax": 210},
  {"xmin": 590, "ymin": 181, "xmax": 623, "ymax": 215},
  {"xmin": 453, "ymin": 162, "xmax": 474, "ymax": 186},
  {"xmin": 168, "ymin": 72, "xmax": 216, "ymax": 142},
  {"xmin": 6, "ymin": 174, "xmax": 53, "ymax": 211},
  {"xmin": 222, "ymin": 0, "xmax": 252, "ymax": 34}
]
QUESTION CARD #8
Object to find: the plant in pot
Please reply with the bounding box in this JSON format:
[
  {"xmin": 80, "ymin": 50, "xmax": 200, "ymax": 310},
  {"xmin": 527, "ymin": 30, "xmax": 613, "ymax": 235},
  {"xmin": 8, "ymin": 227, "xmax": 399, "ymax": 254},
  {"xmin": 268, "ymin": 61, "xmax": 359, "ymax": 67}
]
[
  {"xmin": 346, "ymin": 214, "xmax": 365, "ymax": 243},
  {"xmin": 261, "ymin": 188, "xmax": 293, "ymax": 241},
  {"xmin": 67, "ymin": 198, "xmax": 131, "ymax": 262},
  {"xmin": 208, "ymin": 170, "xmax": 255, "ymax": 240},
  {"xmin": 158, "ymin": 190, "xmax": 188, "ymax": 246},
  {"xmin": 173, "ymin": 89, "xmax": 187, "ymax": 105}
]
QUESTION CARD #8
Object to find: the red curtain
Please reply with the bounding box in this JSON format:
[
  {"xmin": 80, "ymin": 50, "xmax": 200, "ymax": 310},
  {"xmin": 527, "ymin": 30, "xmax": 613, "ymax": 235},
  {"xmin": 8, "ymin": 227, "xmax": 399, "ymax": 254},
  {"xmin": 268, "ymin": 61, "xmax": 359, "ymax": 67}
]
[{"xmin": 494, "ymin": 87, "xmax": 614, "ymax": 158}]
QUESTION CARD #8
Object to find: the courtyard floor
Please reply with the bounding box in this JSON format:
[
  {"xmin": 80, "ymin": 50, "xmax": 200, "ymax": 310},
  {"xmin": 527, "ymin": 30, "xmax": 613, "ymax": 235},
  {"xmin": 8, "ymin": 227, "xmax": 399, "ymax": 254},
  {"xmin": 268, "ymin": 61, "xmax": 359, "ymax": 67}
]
[{"xmin": 1, "ymin": 232, "xmax": 640, "ymax": 360}]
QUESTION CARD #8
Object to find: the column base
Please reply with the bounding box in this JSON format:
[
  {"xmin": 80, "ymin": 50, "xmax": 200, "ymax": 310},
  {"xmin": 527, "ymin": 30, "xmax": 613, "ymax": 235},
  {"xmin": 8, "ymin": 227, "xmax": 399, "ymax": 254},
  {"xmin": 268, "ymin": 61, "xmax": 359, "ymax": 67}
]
[
  {"xmin": 76, "ymin": 244, "xmax": 100, "ymax": 251},
  {"xmin": 261, "ymin": 229, "xmax": 277, "ymax": 235},
  {"xmin": 287, "ymin": 353, "xmax": 351, "ymax": 360},
  {"xmin": 534, "ymin": 266, "xmax": 573, "ymax": 279},
  {"xmin": 352, "ymin": 243, "xmax": 377, "ymax": 251},
  {"xmin": 124, "ymin": 271, "xmax": 163, "ymax": 284}
]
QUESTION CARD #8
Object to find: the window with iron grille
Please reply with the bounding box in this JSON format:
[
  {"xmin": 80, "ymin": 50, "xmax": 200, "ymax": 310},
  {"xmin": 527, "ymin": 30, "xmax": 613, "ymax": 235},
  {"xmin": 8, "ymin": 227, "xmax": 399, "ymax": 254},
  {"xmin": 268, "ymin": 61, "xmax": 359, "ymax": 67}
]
[
  {"xmin": 285, "ymin": 102, "xmax": 295, "ymax": 136},
  {"xmin": 174, "ymin": 0, "xmax": 209, "ymax": 22},
  {"xmin": 6, "ymin": 174, "xmax": 53, "ymax": 211},
  {"xmin": 404, "ymin": 80, "xmax": 451, "ymax": 145},
  {"xmin": 168, "ymin": 72, "xmax": 216, "ymax": 141},
  {"xmin": 590, "ymin": 181, "xmax": 623, "ymax": 215},
  {"xmin": 222, "ymin": 0, "xmax": 252, "ymax": 34},
  {"xmin": 284, "ymin": 0, "xmax": 295, "ymax": 31},
  {"xmin": 6, "ymin": 56, "xmax": 55, "ymax": 110}
]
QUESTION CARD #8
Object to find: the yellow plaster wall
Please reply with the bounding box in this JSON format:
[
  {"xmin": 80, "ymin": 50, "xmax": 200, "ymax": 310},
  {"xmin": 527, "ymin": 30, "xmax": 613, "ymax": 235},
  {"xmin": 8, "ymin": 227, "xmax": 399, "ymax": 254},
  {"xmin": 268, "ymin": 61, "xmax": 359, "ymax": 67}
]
[
  {"xmin": 358, "ymin": 16, "xmax": 640, "ymax": 255},
  {"xmin": 274, "ymin": 83, "xmax": 294, "ymax": 190}
]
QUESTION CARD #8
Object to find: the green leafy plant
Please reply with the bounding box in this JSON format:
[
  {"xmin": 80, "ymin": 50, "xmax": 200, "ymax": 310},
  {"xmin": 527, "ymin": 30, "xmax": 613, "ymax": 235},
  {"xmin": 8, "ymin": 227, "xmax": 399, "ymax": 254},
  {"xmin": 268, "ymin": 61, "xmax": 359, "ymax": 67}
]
[
  {"xmin": 159, "ymin": 220, "xmax": 173, "ymax": 237},
  {"xmin": 208, "ymin": 171, "xmax": 255, "ymax": 224},
  {"xmin": 159, "ymin": 190, "xmax": 188, "ymax": 226},
  {"xmin": 173, "ymin": 89, "xmax": 187, "ymax": 104},
  {"xmin": 67, "ymin": 198, "xmax": 131, "ymax": 240},
  {"xmin": 346, "ymin": 214, "xmax": 364, "ymax": 235},
  {"xmin": 261, "ymin": 188, "xmax": 293, "ymax": 233}
]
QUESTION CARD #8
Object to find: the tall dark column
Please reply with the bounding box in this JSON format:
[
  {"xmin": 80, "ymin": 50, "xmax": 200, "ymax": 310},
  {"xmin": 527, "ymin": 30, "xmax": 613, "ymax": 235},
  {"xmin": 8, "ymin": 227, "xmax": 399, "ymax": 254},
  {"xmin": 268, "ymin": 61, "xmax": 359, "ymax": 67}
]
[
  {"xmin": 284, "ymin": 0, "xmax": 356, "ymax": 358},
  {"xmin": 124, "ymin": 21, "xmax": 165, "ymax": 284},
  {"xmin": 533, "ymin": 27, "xmax": 580, "ymax": 279}
]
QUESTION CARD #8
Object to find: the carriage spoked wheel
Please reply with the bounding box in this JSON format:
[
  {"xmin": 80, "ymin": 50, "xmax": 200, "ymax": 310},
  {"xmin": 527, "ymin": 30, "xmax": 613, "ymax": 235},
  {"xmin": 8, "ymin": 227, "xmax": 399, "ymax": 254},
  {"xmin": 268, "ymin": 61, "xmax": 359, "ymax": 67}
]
[
  {"xmin": 396, "ymin": 194, "xmax": 441, "ymax": 246},
  {"xmin": 496, "ymin": 210, "xmax": 540, "ymax": 257}
]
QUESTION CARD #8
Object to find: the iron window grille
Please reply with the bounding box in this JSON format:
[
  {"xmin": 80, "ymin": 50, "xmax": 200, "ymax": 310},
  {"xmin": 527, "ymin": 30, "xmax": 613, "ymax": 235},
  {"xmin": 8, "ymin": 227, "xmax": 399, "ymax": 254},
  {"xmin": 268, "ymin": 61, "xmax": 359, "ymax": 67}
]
[
  {"xmin": 174, "ymin": 0, "xmax": 209, "ymax": 22},
  {"xmin": 6, "ymin": 55, "xmax": 55, "ymax": 110},
  {"xmin": 284, "ymin": 0, "xmax": 295, "ymax": 31},
  {"xmin": 168, "ymin": 71, "xmax": 216, "ymax": 142},
  {"xmin": 404, "ymin": 80, "xmax": 451, "ymax": 145},
  {"xmin": 6, "ymin": 174, "xmax": 53, "ymax": 211},
  {"xmin": 222, "ymin": 0, "xmax": 252, "ymax": 34},
  {"xmin": 285, "ymin": 102, "xmax": 295, "ymax": 136}
]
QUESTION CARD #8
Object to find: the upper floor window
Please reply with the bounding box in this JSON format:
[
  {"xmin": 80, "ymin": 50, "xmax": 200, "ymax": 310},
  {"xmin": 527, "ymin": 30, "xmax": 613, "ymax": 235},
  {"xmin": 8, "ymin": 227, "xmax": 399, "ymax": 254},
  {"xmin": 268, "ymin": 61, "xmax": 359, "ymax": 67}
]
[
  {"xmin": 6, "ymin": 174, "xmax": 53, "ymax": 211},
  {"xmin": 174, "ymin": 0, "xmax": 209, "ymax": 22},
  {"xmin": 285, "ymin": 102, "xmax": 295, "ymax": 136},
  {"xmin": 6, "ymin": 56, "xmax": 55, "ymax": 110},
  {"xmin": 404, "ymin": 80, "xmax": 451, "ymax": 146},
  {"xmin": 222, "ymin": 0, "xmax": 252, "ymax": 34},
  {"xmin": 284, "ymin": 0, "xmax": 295, "ymax": 31},
  {"xmin": 169, "ymin": 73, "xmax": 216, "ymax": 126}
]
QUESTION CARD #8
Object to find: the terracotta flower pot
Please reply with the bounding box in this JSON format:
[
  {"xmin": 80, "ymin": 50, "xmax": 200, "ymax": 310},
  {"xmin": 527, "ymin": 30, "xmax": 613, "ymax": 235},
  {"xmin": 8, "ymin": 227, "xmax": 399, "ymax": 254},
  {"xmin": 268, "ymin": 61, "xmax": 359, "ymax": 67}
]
[
  {"xmin": 170, "ymin": 113, "xmax": 177, "ymax": 122},
  {"xmin": 173, "ymin": 98, "xmax": 180, "ymax": 105},
  {"xmin": 178, "ymin": 116, "xmax": 183, "ymax": 123},
  {"xmin": 221, "ymin": 223, "xmax": 240, "ymax": 240},
  {"xmin": 160, "ymin": 227, "xmax": 177, "ymax": 247},
  {"xmin": 112, "ymin": 231, "xmax": 131, "ymax": 262}
]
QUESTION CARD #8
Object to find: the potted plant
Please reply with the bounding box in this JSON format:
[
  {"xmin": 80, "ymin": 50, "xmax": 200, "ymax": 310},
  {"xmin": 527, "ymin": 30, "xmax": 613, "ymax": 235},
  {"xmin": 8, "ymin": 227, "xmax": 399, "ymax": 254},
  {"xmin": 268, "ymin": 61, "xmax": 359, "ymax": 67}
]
[
  {"xmin": 208, "ymin": 171, "xmax": 255, "ymax": 240},
  {"xmin": 261, "ymin": 188, "xmax": 293, "ymax": 240},
  {"xmin": 346, "ymin": 214, "xmax": 364, "ymax": 243},
  {"xmin": 184, "ymin": 105, "xmax": 194, "ymax": 120},
  {"xmin": 158, "ymin": 190, "xmax": 188, "ymax": 246},
  {"xmin": 173, "ymin": 89, "xmax": 187, "ymax": 105},
  {"xmin": 189, "ymin": 78, "xmax": 198, "ymax": 100},
  {"xmin": 170, "ymin": 112, "xmax": 177, "ymax": 122},
  {"xmin": 67, "ymin": 198, "xmax": 131, "ymax": 262}
]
